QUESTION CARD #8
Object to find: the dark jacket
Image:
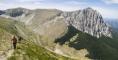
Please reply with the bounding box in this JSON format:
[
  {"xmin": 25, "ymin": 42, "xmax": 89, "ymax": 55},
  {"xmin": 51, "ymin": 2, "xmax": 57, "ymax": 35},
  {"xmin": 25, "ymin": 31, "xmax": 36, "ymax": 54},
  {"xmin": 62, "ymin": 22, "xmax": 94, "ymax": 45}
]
[{"xmin": 12, "ymin": 36, "xmax": 17, "ymax": 44}]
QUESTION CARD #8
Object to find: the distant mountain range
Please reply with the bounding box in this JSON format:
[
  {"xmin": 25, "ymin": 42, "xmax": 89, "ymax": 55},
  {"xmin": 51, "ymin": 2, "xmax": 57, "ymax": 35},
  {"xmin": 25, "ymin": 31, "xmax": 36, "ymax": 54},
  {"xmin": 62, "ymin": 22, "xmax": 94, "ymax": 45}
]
[{"xmin": 105, "ymin": 19, "xmax": 118, "ymax": 31}]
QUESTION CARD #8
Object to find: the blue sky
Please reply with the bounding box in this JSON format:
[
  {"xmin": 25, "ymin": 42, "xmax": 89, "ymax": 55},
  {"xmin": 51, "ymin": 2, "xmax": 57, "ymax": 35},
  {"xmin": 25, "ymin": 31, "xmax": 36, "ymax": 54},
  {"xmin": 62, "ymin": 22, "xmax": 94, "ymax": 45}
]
[{"xmin": 0, "ymin": 0, "xmax": 118, "ymax": 19}]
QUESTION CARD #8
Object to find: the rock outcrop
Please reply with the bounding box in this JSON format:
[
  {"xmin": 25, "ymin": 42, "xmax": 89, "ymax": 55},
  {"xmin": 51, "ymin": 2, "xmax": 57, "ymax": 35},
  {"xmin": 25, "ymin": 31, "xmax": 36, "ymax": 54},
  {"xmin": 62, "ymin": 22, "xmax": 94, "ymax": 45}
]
[{"xmin": 62, "ymin": 7, "xmax": 112, "ymax": 38}]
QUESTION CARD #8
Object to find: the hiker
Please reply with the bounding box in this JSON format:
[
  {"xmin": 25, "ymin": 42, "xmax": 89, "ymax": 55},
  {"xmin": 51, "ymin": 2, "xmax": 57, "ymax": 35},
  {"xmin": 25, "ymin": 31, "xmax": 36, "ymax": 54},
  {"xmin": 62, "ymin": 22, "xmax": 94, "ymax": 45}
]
[
  {"xmin": 11, "ymin": 36, "xmax": 17, "ymax": 49},
  {"xmin": 17, "ymin": 36, "xmax": 23, "ymax": 43}
]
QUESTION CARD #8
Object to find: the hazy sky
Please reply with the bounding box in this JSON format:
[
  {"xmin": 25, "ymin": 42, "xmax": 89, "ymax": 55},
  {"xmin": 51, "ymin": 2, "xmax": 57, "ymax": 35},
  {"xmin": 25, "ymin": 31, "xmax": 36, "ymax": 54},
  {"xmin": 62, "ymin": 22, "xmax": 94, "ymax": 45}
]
[{"xmin": 0, "ymin": 0, "xmax": 118, "ymax": 19}]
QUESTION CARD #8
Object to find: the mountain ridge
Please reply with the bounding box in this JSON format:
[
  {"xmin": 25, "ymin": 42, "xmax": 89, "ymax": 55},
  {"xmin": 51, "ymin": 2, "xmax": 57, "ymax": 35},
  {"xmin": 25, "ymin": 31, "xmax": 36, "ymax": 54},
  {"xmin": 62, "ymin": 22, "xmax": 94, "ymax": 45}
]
[{"xmin": 0, "ymin": 7, "xmax": 112, "ymax": 38}]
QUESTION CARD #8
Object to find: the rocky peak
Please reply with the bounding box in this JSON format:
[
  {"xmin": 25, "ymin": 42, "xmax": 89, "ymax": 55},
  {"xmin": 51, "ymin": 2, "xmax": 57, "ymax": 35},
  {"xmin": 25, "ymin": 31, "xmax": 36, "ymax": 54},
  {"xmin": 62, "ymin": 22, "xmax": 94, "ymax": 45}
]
[
  {"xmin": 4, "ymin": 7, "xmax": 31, "ymax": 17},
  {"xmin": 86, "ymin": 7, "xmax": 92, "ymax": 9},
  {"xmin": 63, "ymin": 7, "xmax": 112, "ymax": 38}
]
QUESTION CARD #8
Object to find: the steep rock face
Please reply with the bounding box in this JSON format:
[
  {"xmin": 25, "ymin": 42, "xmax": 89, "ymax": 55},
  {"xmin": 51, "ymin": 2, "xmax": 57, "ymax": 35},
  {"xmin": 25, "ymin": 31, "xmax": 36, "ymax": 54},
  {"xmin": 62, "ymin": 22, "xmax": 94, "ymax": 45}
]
[{"xmin": 62, "ymin": 8, "xmax": 112, "ymax": 38}]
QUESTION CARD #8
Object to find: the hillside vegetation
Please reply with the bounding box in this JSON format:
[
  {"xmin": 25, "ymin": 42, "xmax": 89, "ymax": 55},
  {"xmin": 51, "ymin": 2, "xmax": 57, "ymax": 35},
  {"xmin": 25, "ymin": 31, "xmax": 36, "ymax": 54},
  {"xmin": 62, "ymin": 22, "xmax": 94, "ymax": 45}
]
[
  {"xmin": 55, "ymin": 26, "xmax": 118, "ymax": 60},
  {"xmin": 0, "ymin": 17, "xmax": 73, "ymax": 60}
]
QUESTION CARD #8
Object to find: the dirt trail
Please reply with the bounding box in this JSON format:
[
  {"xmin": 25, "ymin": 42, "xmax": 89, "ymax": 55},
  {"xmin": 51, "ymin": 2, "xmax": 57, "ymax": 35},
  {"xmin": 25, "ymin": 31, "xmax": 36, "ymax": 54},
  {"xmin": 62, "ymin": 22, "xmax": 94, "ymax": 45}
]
[{"xmin": 0, "ymin": 49, "xmax": 14, "ymax": 60}]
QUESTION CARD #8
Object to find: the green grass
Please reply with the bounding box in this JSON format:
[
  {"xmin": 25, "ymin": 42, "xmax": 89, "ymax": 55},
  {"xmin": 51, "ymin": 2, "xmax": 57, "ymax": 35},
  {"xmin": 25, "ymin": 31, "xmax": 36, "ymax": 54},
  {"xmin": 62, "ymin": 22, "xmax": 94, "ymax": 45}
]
[
  {"xmin": 0, "ymin": 28, "xmax": 13, "ymax": 51},
  {"xmin": 0, "ymin": 17, "xmax": 20, "ymax": 52},
  {"xmin": 0, "ymin": 17, "xmax": 17, "ymax": 34},
  {"xmin": 7, "ymin": 40, "xmax": 72, "ymax": 60}
]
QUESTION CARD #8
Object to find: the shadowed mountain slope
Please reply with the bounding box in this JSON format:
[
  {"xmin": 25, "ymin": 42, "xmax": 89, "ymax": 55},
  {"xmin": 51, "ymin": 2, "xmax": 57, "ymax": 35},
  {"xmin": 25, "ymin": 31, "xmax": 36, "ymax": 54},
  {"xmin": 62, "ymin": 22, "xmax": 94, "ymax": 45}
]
[{"xmin": 55, "ymin": 26, "xmax": 118, "ymax": 60}]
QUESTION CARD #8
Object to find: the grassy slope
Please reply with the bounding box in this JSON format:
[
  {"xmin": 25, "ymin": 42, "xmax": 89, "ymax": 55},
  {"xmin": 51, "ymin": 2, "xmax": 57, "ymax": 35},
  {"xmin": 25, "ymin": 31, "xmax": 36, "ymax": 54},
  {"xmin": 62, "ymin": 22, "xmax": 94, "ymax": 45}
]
[
  {"xmin": 0, "ymin": 17, "xmax": 17, "ymax": 34},
  {"xmin": 8, "ymin": 41, "xmax": 72, "ymax": 60},
  {"xmin": 55, "ymin": 26, "xmax": 118, "ymax": 60},
  {"xmin": 0, "ymin": 28, "xmax": 12, "ymax": 52},
  {"xmin": 0, "ymin": 17, "xmax": 73, "ymax": 60},
  {"xmin": 0, "ymin": 17, "xmax": 18, "ymax": 52}
]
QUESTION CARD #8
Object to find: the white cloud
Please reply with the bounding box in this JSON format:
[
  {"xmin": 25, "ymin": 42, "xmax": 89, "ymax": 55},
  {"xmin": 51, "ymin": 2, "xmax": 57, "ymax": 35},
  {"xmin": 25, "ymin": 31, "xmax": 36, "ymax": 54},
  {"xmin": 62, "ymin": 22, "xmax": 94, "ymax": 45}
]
[
  {"xmin": 92, "ymin": 7, "xmax": 118, "ymax": 19},
  {"xmin": 12, "ymin": 0, "xmax": 44, "ymax": 2},
  {"xmin": 64, "ymin": 0, "xmax": 87, "ymax": 5},
  {"xmin": 102, "ymin": 0, "xmax": 118, "ymax": 4}
]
